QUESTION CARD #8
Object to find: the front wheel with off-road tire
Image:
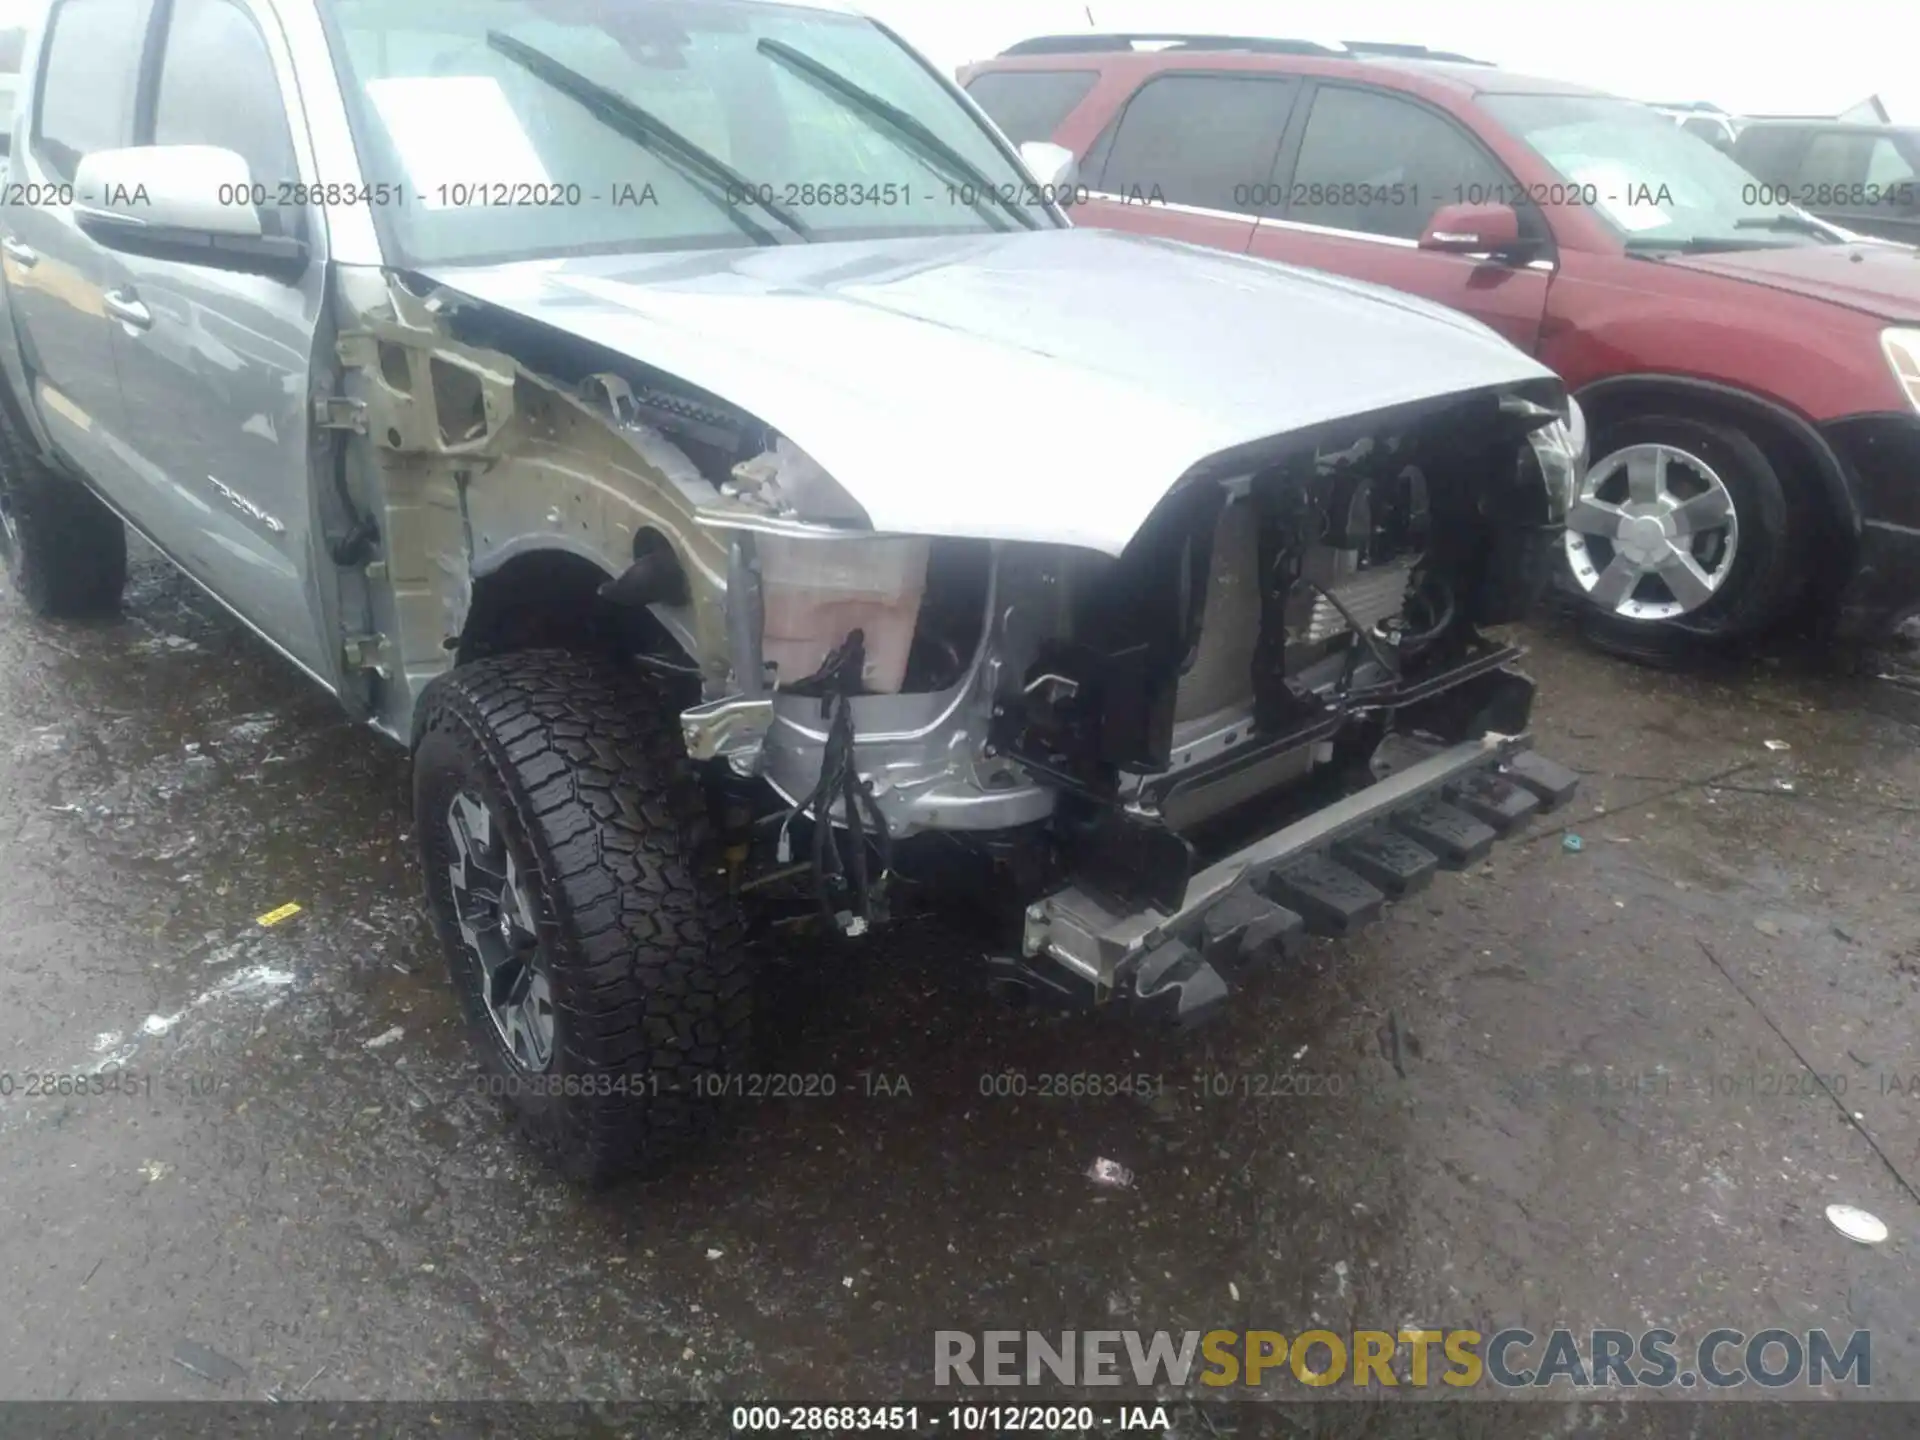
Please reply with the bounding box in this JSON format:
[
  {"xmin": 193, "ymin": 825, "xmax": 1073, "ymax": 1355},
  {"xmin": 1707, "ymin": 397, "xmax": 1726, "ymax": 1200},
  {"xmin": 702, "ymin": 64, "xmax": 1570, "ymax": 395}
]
[
  {"xmin": 413, "ymin": 648, "xmax": 752, "ymax": 1184},
  {"xmin": 0, "ymin": 423, "xmax": 127, "ymax": 618},
  {"xmin": 1564, "ymin": 413, "xmax": 1806, "ymax": 662}
]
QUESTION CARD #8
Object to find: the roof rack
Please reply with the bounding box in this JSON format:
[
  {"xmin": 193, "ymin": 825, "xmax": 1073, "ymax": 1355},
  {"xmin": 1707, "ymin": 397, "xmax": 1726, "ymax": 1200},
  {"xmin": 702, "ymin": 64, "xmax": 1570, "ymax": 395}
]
[
  {"xmin": 1339, "ymin": 41, "xmax": 1493, "ymax": 64},
  {"xmin": 998, "ymin": 34, "xmax": 1341, "ymax": 58},
  {"xmin": 996, "ymin": 34, "xmax": 1494, "ymax": 65}
]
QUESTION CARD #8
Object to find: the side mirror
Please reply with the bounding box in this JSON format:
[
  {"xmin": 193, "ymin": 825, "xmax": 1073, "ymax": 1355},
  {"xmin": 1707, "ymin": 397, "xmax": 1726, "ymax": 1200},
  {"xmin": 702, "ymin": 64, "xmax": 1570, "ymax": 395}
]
[
  {"xmin": 1418, "ymin": 201, "xmax": 1523, "ymax": 256},
  {"xmin": 1017, "ymin": 140, "xmax": 1079, "ymax": 197},
  {"xmin": 73, "ymin": 145, "xmax": 308, "ymax": 279}
]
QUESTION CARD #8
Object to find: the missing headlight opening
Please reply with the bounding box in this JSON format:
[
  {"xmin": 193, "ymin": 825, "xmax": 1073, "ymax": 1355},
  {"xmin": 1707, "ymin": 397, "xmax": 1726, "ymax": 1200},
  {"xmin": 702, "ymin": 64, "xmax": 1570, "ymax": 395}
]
[{"xmin": 685, "ymin": 387, "xmax": 1578, "ymax": 953}]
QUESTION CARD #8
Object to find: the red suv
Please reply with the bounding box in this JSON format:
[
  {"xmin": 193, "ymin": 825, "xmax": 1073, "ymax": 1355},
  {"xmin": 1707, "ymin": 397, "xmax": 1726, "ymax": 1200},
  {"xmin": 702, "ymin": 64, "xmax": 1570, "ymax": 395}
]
[{"xmin": 961, "ymin": 36, "xmax": 1920, "ymax": 653}]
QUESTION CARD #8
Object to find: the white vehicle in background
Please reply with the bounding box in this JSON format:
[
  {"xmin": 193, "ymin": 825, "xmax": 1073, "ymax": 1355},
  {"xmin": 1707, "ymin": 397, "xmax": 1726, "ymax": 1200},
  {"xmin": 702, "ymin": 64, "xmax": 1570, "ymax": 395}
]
[{"xmin": 1650, "ymin": 103, "xmax": 1743, "ymax": 153}]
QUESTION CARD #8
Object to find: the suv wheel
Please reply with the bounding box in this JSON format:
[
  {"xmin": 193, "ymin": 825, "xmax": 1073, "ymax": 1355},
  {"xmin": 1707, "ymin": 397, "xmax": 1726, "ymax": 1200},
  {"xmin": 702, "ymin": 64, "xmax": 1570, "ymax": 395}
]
[
  {"xmin": 413, "ymin": 648, "xmax": 752, "ymax": 1184},
  {"xmin": 1566, "ymin": 414, "xmax": 1800, "ymax": 654},
  {"xmin": 0, "ymin": 421, "xmax": 127, "ymax": 618}
]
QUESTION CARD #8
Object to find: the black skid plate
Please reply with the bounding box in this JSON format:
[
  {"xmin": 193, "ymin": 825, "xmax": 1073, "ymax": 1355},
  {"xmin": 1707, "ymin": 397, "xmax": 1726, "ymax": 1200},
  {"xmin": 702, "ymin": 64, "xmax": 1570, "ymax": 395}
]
[
  {"xmin": 1016, "ymin": 740, "xmax": 1580, "ymax": 1028},
  {"xmin": 1505, "ymin": 750, "xmax": 1582, "ymax": 811},
  {"xmin": 1263, "ymin": 856, "xmax": 1384, "ymax": 936},
  {"xmin": 1392, "ymin": 799, "xmax": 1497, "ymax": 868},
  {"xmin": 1333, "ymin": 828, "xmax": 1440, "ymax": 897},
  {"xmin": 1201, "ymin": 886, "xmax": 1305, "ymax": 970},
  {"xmin": 1447, "ymin": 771, "xmax": 1543, "ymax": 833}
]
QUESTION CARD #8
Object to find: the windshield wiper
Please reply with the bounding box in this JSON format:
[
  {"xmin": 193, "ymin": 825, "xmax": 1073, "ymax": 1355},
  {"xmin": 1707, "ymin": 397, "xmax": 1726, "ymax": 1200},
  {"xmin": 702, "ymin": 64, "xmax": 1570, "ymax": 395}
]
[
  {"xmin": 1626, "ymin": 234, "xmax": 1804, "ymax": 256},
  {"xmin": 485, "ymin": 31, "xmax": 810, "ymax": 244},
  {"xmin": 754, "ymin": 37, "xmax": 1038, "ymax": 232},
  {"xmin": 1733, "ymin": 212, "xmax": 1840, "ymax": 240}
]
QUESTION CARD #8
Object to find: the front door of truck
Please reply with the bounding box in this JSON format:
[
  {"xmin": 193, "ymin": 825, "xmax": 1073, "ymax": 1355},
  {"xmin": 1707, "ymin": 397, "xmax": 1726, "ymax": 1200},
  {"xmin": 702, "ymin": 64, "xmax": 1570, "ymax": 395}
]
[
  {"xmin": 103, "ymin": 0, "xmax": 333, "ymax": 681},
  {"xmin": 1246, "ymin": 83, "xmax": 1553, "ymax": 353},
  {"xmin": 2, "ymin": 0, "xmax": 150, "ymax": 494}
]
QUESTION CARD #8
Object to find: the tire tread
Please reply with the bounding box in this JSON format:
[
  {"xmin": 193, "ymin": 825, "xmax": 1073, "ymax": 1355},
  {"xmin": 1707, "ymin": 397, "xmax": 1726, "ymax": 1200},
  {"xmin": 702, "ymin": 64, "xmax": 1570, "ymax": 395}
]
[
  {"xmin": 414, "ymin": 648, "xmax": 750, "ymax": 1184},
  {"xmin": 0, "ymin": 405, "xmax": 126, "ymax": 617}
]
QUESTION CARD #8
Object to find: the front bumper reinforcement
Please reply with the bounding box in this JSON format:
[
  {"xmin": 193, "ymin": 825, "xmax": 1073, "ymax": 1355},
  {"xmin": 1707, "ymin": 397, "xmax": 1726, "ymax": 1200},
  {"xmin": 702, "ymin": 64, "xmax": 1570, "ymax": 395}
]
[{"xmin": 1019, "ymin": 735, "xmax": 1580, "ymax": 1025}]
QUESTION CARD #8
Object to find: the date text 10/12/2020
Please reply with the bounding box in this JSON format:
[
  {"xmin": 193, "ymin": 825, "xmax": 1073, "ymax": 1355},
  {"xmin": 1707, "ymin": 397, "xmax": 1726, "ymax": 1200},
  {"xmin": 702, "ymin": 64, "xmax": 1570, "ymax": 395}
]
[{"xmin": 729, "ymin": 1405, "xmax": 1169, "ymax": 1432}]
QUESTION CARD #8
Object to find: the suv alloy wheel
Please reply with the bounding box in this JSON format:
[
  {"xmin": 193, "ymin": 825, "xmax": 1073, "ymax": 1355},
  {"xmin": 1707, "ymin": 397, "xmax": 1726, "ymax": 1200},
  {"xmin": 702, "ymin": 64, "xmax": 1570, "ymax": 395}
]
[{"xmin": 1567, "ymin": 413, "xmax": 1802, "ymax": 652}]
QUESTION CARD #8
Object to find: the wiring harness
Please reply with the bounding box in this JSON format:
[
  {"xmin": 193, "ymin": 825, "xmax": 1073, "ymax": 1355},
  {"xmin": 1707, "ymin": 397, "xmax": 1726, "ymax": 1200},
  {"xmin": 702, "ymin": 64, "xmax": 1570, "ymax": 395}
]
[{"xmin": 775, "ymin": 630, "xmax": 893, "ymax": 936}]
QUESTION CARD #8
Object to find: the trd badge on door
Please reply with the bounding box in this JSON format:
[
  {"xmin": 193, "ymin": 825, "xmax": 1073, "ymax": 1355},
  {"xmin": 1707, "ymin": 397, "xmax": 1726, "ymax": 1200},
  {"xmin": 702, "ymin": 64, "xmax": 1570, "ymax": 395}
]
[{"xmin": 207, "ymin": 475, "xmax": 285, "ymax": 535}]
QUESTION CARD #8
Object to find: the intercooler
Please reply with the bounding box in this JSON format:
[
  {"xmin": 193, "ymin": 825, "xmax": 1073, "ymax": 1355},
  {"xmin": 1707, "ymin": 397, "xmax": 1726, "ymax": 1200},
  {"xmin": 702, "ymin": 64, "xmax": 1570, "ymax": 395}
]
[
  {"xmin": 1008, "ymin": 432, "xmax": 1467, "ymax": 839},
  {"xmin": 1298, "ymin": 556, "xmax": 1415, "ymax": 644},
  {"xmin": 1173, "ymin": 498, "xmax": 1413, "ymax": 725},
  {"xmin": 1138, "ymin": 496, "xmax": 1416, "ymax": 830},
  {"xmin": 1173, "ymin": 503, "xmax": 1261, "ymax": 725}
]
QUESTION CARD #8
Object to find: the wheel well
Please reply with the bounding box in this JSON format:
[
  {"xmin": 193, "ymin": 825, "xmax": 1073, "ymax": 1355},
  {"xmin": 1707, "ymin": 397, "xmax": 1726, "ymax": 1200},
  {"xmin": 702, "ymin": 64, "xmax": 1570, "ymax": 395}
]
[
  {"xmin": 0, "ymin": 365, "xmax": 44, "ymax": 469},
  {"xmin": 1576, "ymin": 379, "xmax": 1855, "ymax": 570},
  {"xmin": 457, "ymin": 549, "xmax": 621, "ymax": 665}
]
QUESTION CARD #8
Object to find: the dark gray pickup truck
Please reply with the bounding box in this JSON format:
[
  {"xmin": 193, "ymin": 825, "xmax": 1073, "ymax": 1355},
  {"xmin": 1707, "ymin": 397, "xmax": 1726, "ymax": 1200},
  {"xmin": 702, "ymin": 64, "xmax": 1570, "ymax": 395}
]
[{"xmin": 0, "ymin": 0, "xmax": 1580, "ymax": 1181}]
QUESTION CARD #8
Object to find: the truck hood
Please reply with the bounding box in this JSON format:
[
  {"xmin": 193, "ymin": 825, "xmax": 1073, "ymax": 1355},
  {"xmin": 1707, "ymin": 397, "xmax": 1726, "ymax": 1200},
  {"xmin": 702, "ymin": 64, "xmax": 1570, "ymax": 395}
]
[
  {"xmin": 425, "ymin": 227, "xmax": 1552, "ymax": 555},
  {"xmin": 1664, "ymin": 241, "xmax": 1920, "ymax": 324}
]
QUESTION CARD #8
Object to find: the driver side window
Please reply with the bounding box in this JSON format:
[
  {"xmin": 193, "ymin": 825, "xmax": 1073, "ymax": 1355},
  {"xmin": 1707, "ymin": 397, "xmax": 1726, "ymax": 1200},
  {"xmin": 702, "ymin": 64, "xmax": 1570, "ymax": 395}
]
[
  {"xmin": 1289, "ymin": 86, "xmax": 1508, "ymax": 240},
  {"xmin": 32, "ymin": 0, "xmax": 150, "ymax": 183},
  {"xmin": 149, "ymin": 0, "xmax": 300, "ymax": 206}
]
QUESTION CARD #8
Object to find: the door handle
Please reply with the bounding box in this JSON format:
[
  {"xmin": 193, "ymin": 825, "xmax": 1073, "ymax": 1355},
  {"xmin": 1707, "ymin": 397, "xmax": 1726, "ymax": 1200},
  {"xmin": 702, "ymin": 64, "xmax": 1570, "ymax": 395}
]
[
  {"xmin": 1, "ymin": 236, "xmax": 38, "ymax": 268},
  {"xmin": 104, "ymin": 289, "xmax": 152, "ymax": 331}
]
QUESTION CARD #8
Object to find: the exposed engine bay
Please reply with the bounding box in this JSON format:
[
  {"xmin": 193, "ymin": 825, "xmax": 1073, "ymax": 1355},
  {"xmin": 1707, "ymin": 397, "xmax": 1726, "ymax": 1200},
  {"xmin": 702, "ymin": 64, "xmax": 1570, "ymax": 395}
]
[
  {"xmin": 665, "ymin": 378, "xmax": 1581, "ymax": 952},
  {"xmin": 334, "ymin": 268, "xmax": 1583, "ymax": 1016}
]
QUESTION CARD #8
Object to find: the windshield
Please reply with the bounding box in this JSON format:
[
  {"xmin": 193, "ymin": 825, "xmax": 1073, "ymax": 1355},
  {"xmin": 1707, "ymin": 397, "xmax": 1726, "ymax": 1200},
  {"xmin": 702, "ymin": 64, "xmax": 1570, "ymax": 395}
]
[
  {"xmin": 321, "ymin": 0, "xmax": 1053, "ymax": 266},
  {"xmin": 1479, "ymin": 93, "xmax": 1834, "ymax": 252}
]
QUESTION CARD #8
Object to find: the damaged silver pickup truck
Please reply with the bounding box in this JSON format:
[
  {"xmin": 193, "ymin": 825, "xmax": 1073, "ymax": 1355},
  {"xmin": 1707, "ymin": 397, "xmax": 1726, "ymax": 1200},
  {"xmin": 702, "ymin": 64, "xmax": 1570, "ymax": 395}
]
[{"xmin": 0, "ymin": 0, "xmax": 1583, "ymax": 1181}]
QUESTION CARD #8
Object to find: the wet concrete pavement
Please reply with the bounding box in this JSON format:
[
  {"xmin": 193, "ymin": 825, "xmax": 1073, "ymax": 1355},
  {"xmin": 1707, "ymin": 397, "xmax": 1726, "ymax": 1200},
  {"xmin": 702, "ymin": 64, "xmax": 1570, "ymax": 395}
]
[{"xmin": 1, "ymin": 550, "xmax": 1916, "ymax": 1404}]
